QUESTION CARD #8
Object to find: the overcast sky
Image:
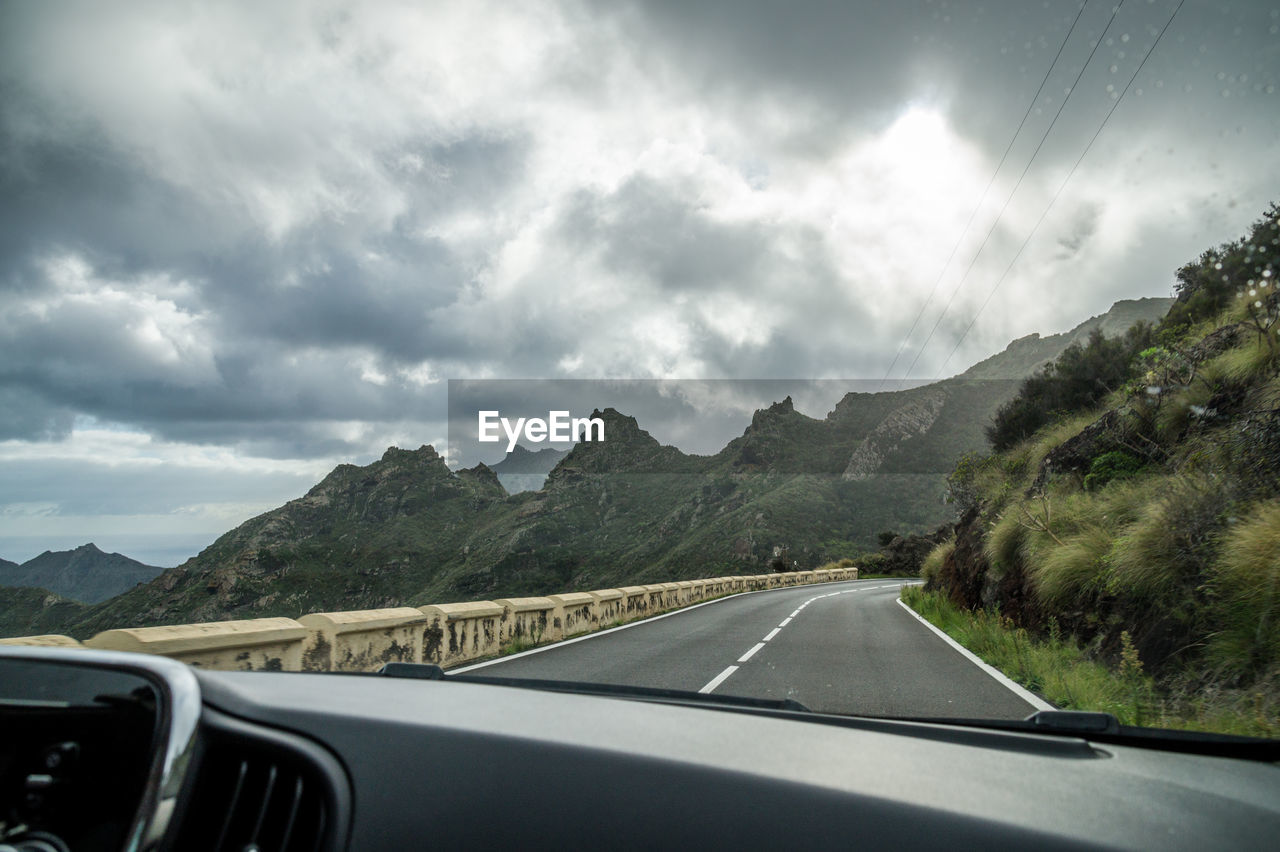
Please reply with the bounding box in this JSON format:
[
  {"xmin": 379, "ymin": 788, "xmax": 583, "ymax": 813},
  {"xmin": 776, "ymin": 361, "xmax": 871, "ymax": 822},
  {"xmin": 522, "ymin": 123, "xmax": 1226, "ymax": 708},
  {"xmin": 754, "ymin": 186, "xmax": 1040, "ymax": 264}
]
[{"xmin": 1, "ymin": 0, "xmax": 1277, "ymax": 565}]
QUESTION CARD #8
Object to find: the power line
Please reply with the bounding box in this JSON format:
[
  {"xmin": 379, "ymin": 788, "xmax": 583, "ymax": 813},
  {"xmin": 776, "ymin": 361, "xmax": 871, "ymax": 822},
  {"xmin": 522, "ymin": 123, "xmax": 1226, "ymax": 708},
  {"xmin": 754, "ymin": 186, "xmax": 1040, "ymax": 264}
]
[
  {"xmin": 875, "ymin": 0, "xmax": 1092, "ymax": 391},
  {"xmin": 895, "ymin": 0, "xmax": 1127, "ymax": 387},
  {"xmin": 935, "ymin": 0, "xmax": 1186, "ymax": 378}
]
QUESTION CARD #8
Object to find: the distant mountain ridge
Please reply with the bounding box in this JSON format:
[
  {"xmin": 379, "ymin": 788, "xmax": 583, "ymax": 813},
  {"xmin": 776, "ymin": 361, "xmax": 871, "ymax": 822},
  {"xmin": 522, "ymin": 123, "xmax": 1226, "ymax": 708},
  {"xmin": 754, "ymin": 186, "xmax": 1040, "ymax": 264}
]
[
  {"xmin": 489, "ymin": 445, "xmax": 570, "ymax": 474},
  {"xmin": 960, "ymin": 297, "xmax": 1173, "ymax": 380},
  {"xmin": 2, "ymin": 298, "xmax": 1173, "ymax": 639},
  {"xmin": 0, "ymin": 543, "xmax": 164, "ymax": 604},
  {"xmin": 490, "ymin": 445, "xmax": 571, "ymax": 494}
]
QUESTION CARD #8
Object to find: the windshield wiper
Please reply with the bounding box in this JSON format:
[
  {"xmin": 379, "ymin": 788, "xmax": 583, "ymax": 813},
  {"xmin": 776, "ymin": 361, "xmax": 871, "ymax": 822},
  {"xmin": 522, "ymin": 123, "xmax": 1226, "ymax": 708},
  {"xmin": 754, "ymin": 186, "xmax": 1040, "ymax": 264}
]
[
  {"xmin": 904, "ymin": 710, "xmax": 1279, "ymax": 762},
  {"xmin": 375, "ymin": 662, "xmax": 811, "ymax": 712}
]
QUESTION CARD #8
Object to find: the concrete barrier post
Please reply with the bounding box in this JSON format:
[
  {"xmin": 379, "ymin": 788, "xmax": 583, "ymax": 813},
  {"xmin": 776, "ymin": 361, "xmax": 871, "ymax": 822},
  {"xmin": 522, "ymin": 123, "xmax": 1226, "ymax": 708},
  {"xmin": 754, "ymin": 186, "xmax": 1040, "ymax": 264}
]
[
  {"xmin": 495, "ymin": 597, "xmax": 556, "ymax": 647},
  {"xmin": 618, "ymin": 586, "xmax": 649, "ymax": 621},
  {"xmin": 588, "ymin": 589, "xmax": 624, "ymax": 626},
  {"xmin": 418, "ymin": 602, "xmax": 504, "ymax": 667},
  {"xmin": 644, "ymin": 584, "xmax": 668, "ymax": 614},
  {"xmin": 548, "ymin": 592, "xmax": 597, "ymax": 638},
  {"xmin": 85, "ymin": 618, "xmax": 308, "ymax": 671},
  {"xmin": 0, "ymin": 635, "xmax": 84, "ymax": 648},
  {"xmin": 298, "ymin": 607, "xmax": 427, "ymax": 672}
]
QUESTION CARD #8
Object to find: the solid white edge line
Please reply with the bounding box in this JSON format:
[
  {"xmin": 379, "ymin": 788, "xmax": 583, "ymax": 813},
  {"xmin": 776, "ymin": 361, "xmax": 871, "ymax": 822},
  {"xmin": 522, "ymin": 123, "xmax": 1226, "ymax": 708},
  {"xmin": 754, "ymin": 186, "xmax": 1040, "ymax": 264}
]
[
  {"xmin": 895, "ymin": 597, "xmax": 1054, "ymax": 712},
  {"xmin": 452, "ymin": 577, "xmax": 865, "ymax": 673},
  {"xmin": 762, "ymin": 627, "xmax": 781, "ymax": 642},
  {"xmin": 738, "ymin": 642, "xmax": 766, "ymax": 663},
  {"xmin": 699, "ymin": 665, "xmax": 739, "ymax": 694}
]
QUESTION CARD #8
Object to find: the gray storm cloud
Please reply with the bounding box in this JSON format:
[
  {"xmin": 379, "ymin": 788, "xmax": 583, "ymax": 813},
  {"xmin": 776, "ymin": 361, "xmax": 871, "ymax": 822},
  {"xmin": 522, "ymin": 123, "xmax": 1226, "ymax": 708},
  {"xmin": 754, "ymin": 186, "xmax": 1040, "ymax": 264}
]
[{"xmin": 0, "ymin": 0, "xmax": 1277, "ymax": 560}]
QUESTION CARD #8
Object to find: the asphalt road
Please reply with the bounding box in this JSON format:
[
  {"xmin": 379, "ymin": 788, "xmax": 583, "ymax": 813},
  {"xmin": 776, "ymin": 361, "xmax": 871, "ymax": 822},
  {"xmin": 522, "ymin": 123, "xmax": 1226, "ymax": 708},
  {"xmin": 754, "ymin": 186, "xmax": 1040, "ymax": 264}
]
[{"xmin": 456, "ymin": 578, "xmax": 1043, "ymax": 719}]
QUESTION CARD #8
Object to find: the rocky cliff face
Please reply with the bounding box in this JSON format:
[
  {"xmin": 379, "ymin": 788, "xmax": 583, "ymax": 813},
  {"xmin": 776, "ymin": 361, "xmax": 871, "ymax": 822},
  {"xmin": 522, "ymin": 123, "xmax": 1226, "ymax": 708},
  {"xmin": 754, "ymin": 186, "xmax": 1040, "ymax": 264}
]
[{"xmin": 842, "ymin": 388, "xmax": 948, "ymax": 480}]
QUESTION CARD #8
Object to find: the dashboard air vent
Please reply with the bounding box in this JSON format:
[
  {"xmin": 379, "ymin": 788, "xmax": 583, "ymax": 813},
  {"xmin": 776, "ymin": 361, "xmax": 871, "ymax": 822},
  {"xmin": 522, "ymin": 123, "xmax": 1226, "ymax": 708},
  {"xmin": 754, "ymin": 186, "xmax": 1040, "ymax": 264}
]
[{"xmin": 172, "ymin": 709, "xmax": 348, "ymax": 852}]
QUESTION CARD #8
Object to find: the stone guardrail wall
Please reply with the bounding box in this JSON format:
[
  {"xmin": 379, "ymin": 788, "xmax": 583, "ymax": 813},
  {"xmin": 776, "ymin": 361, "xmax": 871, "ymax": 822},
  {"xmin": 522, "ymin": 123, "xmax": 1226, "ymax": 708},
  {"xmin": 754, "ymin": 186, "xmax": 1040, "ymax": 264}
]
[{"xmin": 0, "ymin": 568, "xmax": 857, "ymax": 672}]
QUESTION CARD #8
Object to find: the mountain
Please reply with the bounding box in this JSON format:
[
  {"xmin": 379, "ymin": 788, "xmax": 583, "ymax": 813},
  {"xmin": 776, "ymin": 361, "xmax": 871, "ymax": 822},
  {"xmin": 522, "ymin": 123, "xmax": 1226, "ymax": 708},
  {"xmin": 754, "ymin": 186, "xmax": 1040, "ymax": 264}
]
[
  {"xmin": 0, "ymin": 543, "xmax": 164, "ymax": 604},
  {"xmin": 5, "ymin": 298, "xmax": 1171, "ymax": 639},
  {"xmin": 490, "ymin": 445, "xmax": 571, "ymax": 474},
  {"xmin": 0, "ymin": 557, "xmax": 18, "ymax": 571},
  {"xmin": 489, "ymin": 445, "xmax": 571, "ymax": 494},
  {"xmin": 959, "ymin": 297, "xmax": 1173, "ymax": 380}
]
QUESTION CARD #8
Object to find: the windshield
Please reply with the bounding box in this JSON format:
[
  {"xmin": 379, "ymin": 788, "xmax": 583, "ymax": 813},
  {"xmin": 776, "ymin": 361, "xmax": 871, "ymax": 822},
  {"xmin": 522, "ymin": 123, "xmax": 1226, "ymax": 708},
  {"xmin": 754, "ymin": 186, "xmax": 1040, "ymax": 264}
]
[{"xmin": 0, "ymin": 1, "xmax": 1276, "ymax": 740}]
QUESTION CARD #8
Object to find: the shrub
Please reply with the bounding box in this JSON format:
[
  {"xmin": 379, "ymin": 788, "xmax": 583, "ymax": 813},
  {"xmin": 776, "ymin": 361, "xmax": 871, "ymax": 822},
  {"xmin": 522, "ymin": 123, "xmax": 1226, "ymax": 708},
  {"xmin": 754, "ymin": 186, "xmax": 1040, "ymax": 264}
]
[
  {"xmin": 1083, "ymin": 451, "xmax": 1144, "ymax": 491},
  {"xmin": 1163, "ymin": 203, "xmax": 1280, "ymax": 333},
  {"xmin": 987, "ymin": 324, "xmax": 1155, "ymax": 452},
  {"xmin": 856, "ymin": 552, "xmax": 888, "ymax": 574}
]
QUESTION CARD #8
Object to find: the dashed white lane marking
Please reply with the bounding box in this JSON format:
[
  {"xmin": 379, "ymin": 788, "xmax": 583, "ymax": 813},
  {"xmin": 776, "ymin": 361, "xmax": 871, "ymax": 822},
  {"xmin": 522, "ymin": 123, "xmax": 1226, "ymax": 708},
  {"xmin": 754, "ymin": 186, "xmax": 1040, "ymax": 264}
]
[
  {"xmin": 727, "ymin": 582, "xmax": 914, "ymax": 675},
  {"xmin": 699, "ymin": 665, "xmax": 739, "ymax": 694}
]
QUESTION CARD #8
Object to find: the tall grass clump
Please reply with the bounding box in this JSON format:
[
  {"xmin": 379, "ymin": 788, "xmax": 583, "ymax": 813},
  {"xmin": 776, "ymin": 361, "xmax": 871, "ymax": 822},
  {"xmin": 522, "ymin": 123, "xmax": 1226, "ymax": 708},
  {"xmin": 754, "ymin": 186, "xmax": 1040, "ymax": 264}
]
[
  {"xmin": 1200, "ymin": 335, "xmax": 1280, "ymax": 389},
  {"xmin": 920, "ymin": 536, "xmax": 955, "ymax": 586},
  {"xmin": 984, "ymin": 509, "xmax": 1026, "ymax": 581},
  {"xmin": 1206, "ymin": 501, "xmax": 1280, "ymax": 679},
  {"xmin": 1108, "ymin": 475, "xmax": 1226, "ymax": 604},
  {"xmin": 1031, "ymin": 524, "xmax": 1115, "ymax": 610}
]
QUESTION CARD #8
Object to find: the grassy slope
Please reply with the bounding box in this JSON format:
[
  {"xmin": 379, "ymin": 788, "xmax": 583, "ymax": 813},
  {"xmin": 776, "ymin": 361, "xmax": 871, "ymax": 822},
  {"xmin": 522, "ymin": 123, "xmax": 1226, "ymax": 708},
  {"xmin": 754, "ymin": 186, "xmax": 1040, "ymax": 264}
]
[
  {"xmin": 920, "ymin": 207, "xmax": 1280, "ymax": 733},
  {"xmin": 902, "ymin": 585, "xmax": 1276, "ymax": 737}
]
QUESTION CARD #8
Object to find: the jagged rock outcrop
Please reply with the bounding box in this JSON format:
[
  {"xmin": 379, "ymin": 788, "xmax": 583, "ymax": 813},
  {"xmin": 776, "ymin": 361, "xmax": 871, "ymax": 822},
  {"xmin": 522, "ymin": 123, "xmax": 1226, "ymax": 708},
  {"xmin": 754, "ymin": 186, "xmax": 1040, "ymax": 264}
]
[{"xmin": 843, "ymin": 389, "xmax": 948, "ymax": 480}]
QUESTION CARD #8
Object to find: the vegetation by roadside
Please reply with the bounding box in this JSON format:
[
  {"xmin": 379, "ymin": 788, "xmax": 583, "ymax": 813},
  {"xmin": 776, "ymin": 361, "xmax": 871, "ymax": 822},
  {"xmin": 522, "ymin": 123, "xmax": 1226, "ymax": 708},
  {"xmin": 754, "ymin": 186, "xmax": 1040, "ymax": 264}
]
[
  {"xmin": 901, "ymin": 585, "xmax": 1276, "ymax": 738},
  {"xmin": 918, "ymin": 206, "xmax": 1280, "ymax": 738}
]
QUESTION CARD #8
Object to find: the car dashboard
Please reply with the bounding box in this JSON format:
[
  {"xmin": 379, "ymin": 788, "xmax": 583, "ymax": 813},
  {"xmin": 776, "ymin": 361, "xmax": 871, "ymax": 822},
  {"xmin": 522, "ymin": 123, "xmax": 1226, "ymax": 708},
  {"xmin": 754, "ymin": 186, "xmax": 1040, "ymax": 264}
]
[{"xmin": 2, "ymin": 646, "xmax": 1278, "ymax": 851}]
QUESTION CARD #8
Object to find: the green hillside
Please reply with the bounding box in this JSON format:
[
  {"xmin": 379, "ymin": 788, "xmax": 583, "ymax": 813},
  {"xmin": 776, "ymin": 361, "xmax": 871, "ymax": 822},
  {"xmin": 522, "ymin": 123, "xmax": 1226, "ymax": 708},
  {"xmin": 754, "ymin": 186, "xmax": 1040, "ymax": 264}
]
[
  {"xmin": 0, "ymin": 587, "xmax": 87, "ymax": 638},
  {"xmin": 921, "ymin": 204, "xmax": 1280, "ymax": 733}
]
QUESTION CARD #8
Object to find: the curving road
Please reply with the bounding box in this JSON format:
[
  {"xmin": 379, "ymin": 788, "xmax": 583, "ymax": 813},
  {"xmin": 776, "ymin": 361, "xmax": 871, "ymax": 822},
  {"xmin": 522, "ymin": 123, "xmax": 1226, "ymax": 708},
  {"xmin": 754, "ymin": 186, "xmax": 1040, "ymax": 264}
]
[{"xmin": 455, "ymin": 578, "xmax": 1046, "ymax": 719}]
